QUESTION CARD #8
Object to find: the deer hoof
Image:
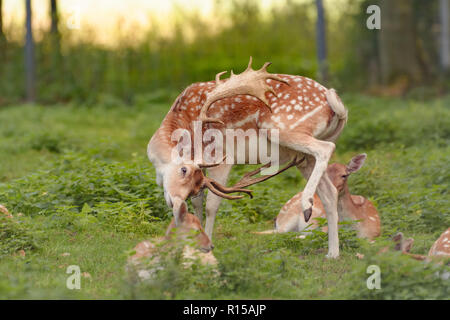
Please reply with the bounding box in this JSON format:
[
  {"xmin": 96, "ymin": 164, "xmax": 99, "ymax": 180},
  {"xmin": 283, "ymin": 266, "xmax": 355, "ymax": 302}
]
[{"xmin": 303, "ymin": 207, "xmax": 312, "ymax": 222}]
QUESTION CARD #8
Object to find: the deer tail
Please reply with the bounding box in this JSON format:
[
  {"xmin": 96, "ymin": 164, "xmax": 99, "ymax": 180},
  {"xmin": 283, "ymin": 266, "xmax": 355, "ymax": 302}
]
[{"xmin": 323, "ymin": 88, "xmax": 348, "ymax": 142}]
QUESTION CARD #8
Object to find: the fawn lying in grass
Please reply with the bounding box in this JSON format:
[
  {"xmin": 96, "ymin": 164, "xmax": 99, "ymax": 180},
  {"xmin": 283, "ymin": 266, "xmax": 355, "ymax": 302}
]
[
  {"xmin": 255, "ymin": 154, "xmax": 381, "ymax": 239},
  {"xmin": 128, "ymin": 201, "xmax": 217, "ymax": 280},
  {"xmin": 393, "ymin": 229, "xmax": 450, "ymax": 261},
  {"xmin": 0, "ymin": 204, "xmax": 12, "ymax": 218}
]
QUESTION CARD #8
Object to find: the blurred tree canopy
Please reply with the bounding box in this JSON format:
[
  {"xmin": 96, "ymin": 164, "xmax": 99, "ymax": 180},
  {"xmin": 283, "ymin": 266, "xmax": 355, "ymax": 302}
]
[{"xmin": 0, "ymin": 0, "xmax": 448, "ymax": 106}]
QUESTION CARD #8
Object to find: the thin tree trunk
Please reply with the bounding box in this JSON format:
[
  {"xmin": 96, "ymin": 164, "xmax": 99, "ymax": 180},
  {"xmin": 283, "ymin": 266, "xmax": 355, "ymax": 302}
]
[
  {"xmin": 440, "ymin": 0, "xmax": 450, "ymax": 71},
  {"xmin": 315, "ymin": 0, "xmax": 328, "ymax": 83},
  {"xmin": 25, "ymin": 0, "xmax": 35, "ymax": 102},
  {"xmin": 378, "ymin": 0, "xmax": 423, "ymax": 86},
  {"xmin": 50, "ymin": 0, "xmax": 59, "ymax": 34},
  {"xmin": 0, "ymin": 0, "xmax": 4, "ymax": 40}
]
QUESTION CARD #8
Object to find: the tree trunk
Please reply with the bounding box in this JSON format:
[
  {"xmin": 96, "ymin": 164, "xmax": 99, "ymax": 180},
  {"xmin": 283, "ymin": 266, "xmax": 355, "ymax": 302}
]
[
  {"xmin": 0, "ymin": 0, "xmax": 4, "ymax": 40},
  {"xmin": 50, "ymin": 0, "xmax": 59, "ymax": 34},
  {"xmin": 50, "ymin": 0, "xmax": 61, "ymax": 48},
  {"xmin": 440, "ymin": 0, "xmax": 450, "ymax": 71},
  {"xmin": 378, "ymin": 0, "xmax": 423, "ymax": 86},
  {"xmin": 25, "ymin": 0, "xmax": 35, "ymax": 102},
  {"xmin": 315, "ymin": 0, "xmax": 328, "ymax": 83}
]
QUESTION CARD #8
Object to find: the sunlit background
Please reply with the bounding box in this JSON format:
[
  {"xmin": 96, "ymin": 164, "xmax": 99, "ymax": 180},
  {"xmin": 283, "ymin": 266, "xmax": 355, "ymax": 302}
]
[
  {"xmin": 3, "ymin": 0, "xmax": 299, "ymax": 44},
  {"xmin": 0, "ymin": 0, "xmax": 448, "ymax": 105}
]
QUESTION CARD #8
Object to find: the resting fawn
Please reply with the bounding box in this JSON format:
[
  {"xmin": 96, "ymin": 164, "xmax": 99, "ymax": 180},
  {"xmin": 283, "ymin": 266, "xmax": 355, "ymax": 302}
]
[
  {"xmin": 393, "ymin": 229, "xmax": 450, "ymax": 261},
  {"xmin": 257, "ymin": 154, "xmax": 381, "ymax": 239},
  {"xmin": 128, "ymin": 202, "xmax": 217, "ymax": 280},
  {"xmin": 0, "ymin": 204, "xmax": 12, "ymax": 218}
]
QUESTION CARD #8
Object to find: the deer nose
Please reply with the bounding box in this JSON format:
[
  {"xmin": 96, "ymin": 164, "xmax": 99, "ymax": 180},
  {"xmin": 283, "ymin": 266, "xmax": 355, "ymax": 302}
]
[{"xmin": 210, "ymin": 244, "xmax": 214, "ymax": 250}]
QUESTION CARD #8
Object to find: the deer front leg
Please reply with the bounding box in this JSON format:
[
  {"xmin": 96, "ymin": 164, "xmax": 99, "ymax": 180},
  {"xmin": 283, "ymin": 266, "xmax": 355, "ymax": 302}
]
[
  {"xmin": 316, "ymin": 174, "xmax": 339, "ymax": 258},
  {"xmin": 204, "ymin": 164, "xmax": 233, "ymax": 240},
  {"xmin": 298, "ymin": 155, "xmax": 339, "ymax": 258},
  {"xmin": 191, "ymin": 190, "xmax": 204, "ymax": 225}
]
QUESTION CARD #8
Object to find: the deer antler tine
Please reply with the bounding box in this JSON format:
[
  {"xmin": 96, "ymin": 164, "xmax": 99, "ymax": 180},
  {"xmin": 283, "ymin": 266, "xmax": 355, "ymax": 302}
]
[
  {"xmin": 204, "ymin": 180, "xmax": 245, "ymax": 200},
  {"xmin": 239, "ymin": 162, "xmax": 271, "ymax": 180},
  {"xmin": 215, "ymin": 71, "xmax": 227, "ymax": 85},
  {"xmin": 198, "ymin": 155, "xmax": 227, "ymax": 168},
  {"xmin": 232, "ymin": 156, "xmax": 304, "ymax": 189},
  {"xmin": 260, "ymin": 62, "xmax": 272, "ymax": 72},
  {"xmin": 246, "ymin": 56, "xmax": 253, "ymax": 70}
]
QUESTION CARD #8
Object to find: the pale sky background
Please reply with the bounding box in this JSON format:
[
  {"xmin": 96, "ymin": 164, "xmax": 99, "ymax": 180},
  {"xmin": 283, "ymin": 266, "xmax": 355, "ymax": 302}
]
[{"xmin": 3, "ymin": 0, "xmax": 343, "ymax": 45}]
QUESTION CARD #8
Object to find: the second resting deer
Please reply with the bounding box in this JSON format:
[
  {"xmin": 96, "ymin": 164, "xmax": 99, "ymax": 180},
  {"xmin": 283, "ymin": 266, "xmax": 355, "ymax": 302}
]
[
  {"xmin": 392, "ymin": 229, "xmax": 450, "ymax": 261},
  {"xmin": 127, "ymin": 201, "xmax": 217, "ymax": 281},
  {"xmin": 255, "ymin": 154, "xmax": 381, "ymax": 240}
]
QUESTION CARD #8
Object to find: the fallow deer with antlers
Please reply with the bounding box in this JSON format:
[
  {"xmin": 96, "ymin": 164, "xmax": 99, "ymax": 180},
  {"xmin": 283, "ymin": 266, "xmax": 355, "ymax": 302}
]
[{"xmin": 147, "ymin": 57, "xmax": 348, "ymax": 258}]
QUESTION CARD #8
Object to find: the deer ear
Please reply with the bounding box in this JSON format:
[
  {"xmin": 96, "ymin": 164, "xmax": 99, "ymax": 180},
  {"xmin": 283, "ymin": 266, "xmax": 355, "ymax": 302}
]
[
  {"xmin": 172, "ymin": 197, "xmax": 188, "ymax": 226},
  {"xmin": 347, "ymin": 153, "xmax": 367, "ymax": 173},
  {"xmin": 402, "ymin": 238, "xmax": 414, "ymax": 253}
]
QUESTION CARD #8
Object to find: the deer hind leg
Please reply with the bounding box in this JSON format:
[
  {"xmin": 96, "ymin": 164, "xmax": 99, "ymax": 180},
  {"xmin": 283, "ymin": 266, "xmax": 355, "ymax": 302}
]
[
  {"xmin": 298, "ymin": 155, "xmax": 339, "ymax": 258},
  {"xmin": 191, "ymin": 190, "xmax": 204, "ymax": 225},
  {"xmin": 204, "ymin": 164, "xmax": 233, "ymax": 240},
  {"xmin": 285, "ymin": 135, "xmax": 335, "ymax": 221}
]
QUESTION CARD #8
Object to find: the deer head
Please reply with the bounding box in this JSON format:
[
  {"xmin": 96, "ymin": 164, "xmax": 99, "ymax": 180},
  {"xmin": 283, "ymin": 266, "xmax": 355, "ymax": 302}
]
[
  {"xmin": 325, "ymin": 153, "xmax": 367, "ymax": 194},
  {"xmin": 165, "ymin": 201, "xmax": 214, "ymax": 252},
  {"xmin": 159, "ymin": 159, "xmax": 253, "ymax": 227}
]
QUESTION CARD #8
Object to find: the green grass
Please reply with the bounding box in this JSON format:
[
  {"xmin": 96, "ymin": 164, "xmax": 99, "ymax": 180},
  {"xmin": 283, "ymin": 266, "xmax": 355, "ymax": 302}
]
[{"xmin": 0, "ymin": 94, "xmax": 449, "ymax": 299}]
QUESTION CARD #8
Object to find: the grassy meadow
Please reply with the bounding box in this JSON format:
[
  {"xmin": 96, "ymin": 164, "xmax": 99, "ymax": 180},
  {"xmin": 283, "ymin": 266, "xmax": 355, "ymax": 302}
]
[{"xmin": 0, "ymin": 92, "xmax": 449, "ymax": 299}]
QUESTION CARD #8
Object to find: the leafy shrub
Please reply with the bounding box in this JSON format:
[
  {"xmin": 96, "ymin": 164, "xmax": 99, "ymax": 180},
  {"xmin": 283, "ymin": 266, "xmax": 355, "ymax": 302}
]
[
  {"xmin": 0, "ymin": 214, "xmax": 38, "ymax": 257},
  {"xmin": 0, "ymin": 150, "xmax": 169, "ymax": 233},
  {"xmin": 266, "ymin": 219, "xmax": 362, "ymax": 256},
  {"xmin": 338, "ymin": 95, "xmax": 450, "ymax": 151},
  {"xmin": 344, "ymin": 251, "xmax": 450, "ymax": 299}
]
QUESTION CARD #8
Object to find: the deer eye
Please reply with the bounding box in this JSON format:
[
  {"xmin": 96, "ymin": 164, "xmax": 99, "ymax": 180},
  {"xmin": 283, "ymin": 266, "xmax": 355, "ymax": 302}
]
[
  {"xmin": 342, "ymin": 174, "xmax": 349, "ymax": 179},
  {"xmin": 181, "ymin": 167, "xmax": 187, "ymax": 175}
]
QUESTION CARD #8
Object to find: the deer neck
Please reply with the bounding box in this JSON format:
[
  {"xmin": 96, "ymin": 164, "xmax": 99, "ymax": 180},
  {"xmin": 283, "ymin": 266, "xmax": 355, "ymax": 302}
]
[
  {"xmin": 337, "ymin": 184, "xmax": 362, "ymax": 220},
  {"xmin": 149, "ymin": 111, "xmax": 194, "ymax": 165}
]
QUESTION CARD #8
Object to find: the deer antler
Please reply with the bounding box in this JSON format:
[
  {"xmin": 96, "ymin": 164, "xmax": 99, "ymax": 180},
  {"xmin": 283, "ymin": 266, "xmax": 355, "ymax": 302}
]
[
  {"xmin": 199, "ymin": 57, "xmax": 289, "ymax": 124},
  {"xmin": 197, "ymin": 156, "xmax": 227, "ymax": 168},
  {"xmin": 203, "ymin": 178, "xmax": 253, "ymax": 200},
  {"xmin": 195, "ymin": 155, "xmax": 253, "ymax": 199},
  {"xmin": 197, "ymin": 155, "xmax": 303, "ymax": 201},
  {"xmin": 231, "ymin": 156, "xmax": 305, "ymax": 189}
]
